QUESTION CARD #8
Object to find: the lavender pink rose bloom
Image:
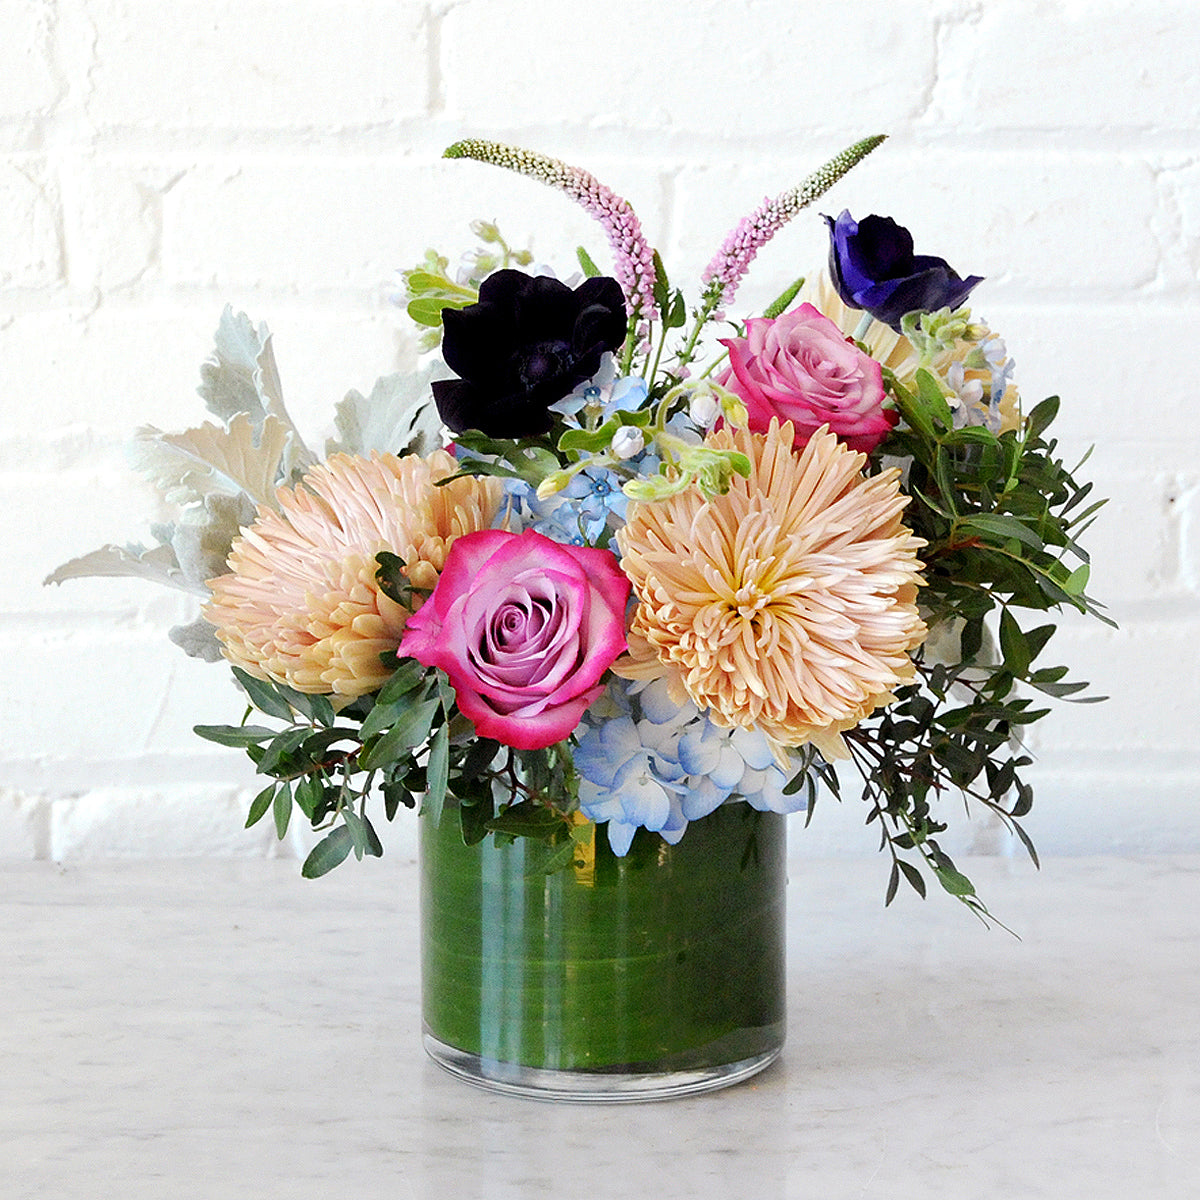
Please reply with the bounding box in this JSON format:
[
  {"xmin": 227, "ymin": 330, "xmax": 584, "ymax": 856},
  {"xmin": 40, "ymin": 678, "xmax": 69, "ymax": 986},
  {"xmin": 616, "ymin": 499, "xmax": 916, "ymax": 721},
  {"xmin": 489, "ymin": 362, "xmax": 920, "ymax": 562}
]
[
  {"xmin": 718, "ymin": 303, "xmax": 895, "ymax": 454},
  {"xmin": 397, "ymin": 529, "xmax": 630, "ymax": 751}
]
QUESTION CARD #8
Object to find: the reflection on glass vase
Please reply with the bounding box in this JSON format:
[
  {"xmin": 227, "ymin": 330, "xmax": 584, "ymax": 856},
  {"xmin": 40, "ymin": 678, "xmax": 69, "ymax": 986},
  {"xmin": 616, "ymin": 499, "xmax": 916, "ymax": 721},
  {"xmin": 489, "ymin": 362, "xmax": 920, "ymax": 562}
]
[{"xmin": 420, "ymin": 800, "xmax": 786, "ymax": 1102}]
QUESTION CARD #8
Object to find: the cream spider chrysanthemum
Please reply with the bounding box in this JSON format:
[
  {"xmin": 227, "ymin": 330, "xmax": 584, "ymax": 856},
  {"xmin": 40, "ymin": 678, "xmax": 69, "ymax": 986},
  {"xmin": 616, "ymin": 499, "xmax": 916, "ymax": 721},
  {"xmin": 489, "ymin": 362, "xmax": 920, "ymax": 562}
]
[
  {"xmin": 615, "ymin": 421, "xmax": 927, "ymax": 758},
  {"xmin": 204, "ymin": 450, "xmax": 502, "ymax": 700}
]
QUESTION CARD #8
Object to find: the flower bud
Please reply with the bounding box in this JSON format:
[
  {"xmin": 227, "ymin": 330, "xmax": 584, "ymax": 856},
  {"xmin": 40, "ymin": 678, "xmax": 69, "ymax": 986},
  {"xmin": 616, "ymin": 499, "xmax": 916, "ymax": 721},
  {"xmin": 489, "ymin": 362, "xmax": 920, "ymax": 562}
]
[
  {"xmin": 719, "ymin": 392, "xmax": 748, "ymax": 428},
  {"xmin": 537, "ymin": 470, "xmax": 573, "ymax": 500},
  {"xmin": 688, "ymin": 387, "xmax": 722, "ymax": 430},
  {"xmin": 470, "ymin": 219, "xmax": 502, "ymax": 243},
  {"xmin": 611, "ymin": 426, "xmax": 646, "ymax": 460}
]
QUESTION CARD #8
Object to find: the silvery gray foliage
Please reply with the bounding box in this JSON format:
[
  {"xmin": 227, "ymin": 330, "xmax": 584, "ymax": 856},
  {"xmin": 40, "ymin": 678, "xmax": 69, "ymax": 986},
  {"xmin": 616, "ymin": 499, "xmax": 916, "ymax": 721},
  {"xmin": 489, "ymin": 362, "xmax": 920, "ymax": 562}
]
[
  {"xmin": 43, "ymin": 538, "xmax": 192, "ymax": 592},
  {"xmin": 326, "ymin": 363, "xmax": 450, "ymax": 459},
  {"xmin": 46, "ymin": 310, "xmax": 317, "ymax": 660},
  {"xmin": 168, "ymin": 616, "xmax": 225, "ymax": 662},
  {"xmin": 167, "ymin": 493, "xmax": 259, "ymax": 587}
]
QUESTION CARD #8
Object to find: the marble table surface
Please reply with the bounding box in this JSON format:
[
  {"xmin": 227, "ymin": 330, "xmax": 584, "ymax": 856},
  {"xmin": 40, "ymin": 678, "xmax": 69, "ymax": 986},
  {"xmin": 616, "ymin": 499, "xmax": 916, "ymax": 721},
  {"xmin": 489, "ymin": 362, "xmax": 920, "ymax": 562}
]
[{"xmin": 2, "ymin": 853, "xmax": 1198, "ymax": 1199}]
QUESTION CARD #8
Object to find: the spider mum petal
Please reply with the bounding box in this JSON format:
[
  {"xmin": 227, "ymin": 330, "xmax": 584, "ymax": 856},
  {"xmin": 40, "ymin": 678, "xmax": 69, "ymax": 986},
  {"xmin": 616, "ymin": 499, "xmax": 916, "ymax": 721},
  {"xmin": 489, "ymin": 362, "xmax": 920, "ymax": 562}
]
[{"xmin": 204, "ymin": 450, "xmax": 502, "ymax": 699}]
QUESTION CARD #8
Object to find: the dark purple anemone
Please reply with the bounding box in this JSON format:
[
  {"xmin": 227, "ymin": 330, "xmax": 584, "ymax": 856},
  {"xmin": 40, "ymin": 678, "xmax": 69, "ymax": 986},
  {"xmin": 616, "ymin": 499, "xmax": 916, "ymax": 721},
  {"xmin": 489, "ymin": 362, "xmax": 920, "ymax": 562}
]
[
  {"xmin": 824, "ymin": 210, "xmax": 983, "ymax": 330},
  {"xmin": 432, "ymin": 270, "xmax": 627, "ymax": 438}
]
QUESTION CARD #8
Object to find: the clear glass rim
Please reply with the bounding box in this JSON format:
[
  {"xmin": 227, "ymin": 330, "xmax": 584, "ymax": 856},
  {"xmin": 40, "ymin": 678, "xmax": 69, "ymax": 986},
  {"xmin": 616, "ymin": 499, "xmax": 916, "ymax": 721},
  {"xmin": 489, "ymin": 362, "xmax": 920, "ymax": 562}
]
[{"xmin": 423, "ymin": 1030, "xmax": 781, "ymax": 1104}]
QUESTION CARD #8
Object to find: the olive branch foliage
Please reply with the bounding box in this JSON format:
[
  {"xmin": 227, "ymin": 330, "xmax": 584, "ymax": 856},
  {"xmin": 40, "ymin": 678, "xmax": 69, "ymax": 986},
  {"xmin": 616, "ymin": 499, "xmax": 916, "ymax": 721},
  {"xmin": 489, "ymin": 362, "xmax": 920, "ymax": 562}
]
[{"xmin": 800, "ymin": 367, "xmax": 1110, "ymax": 923}]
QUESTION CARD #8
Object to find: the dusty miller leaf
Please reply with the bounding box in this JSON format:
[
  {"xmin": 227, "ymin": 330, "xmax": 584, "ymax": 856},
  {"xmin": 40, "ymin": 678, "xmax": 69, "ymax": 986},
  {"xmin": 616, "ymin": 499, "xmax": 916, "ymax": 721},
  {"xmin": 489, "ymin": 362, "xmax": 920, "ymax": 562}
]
[
  {"xmin": 325, "ymin": 368, "xmax": 447, "ymax": 458},
  {"xmin": 197, "ymin": 306, "xmax": 268, "ymax": 425},
  {"xmin": 197, "ymin": 306, "xmax": 314, "ymax": 473},
  {"xmin": 170, "ymin": 492, "xmax": 257, "ymax": 587},
  {"xmin": 128, "ymin": 412, "xmax": 294, "ymax": 510},
  {"xmin": 168, "ymin": 615, "xmax": 224, "ymax": 661},
  {"xmin": 43, "ymin": 540, "xmax": 195, "ymax": 593}
]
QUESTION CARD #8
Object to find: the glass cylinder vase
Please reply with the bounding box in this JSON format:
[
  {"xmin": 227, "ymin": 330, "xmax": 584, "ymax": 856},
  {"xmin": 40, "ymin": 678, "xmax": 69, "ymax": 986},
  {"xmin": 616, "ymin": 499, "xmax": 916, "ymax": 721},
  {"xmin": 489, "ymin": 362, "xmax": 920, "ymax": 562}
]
[{"xmin": 420, "ymin": 800, "xmax": 786, "ymax": 1102}]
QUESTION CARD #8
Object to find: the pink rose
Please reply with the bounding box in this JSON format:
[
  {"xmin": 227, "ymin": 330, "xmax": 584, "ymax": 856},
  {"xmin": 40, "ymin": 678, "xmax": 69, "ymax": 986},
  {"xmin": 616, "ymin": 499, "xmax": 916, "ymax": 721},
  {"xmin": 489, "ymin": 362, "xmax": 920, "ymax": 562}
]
[
  {"xmin": 719, "ymin": 303, "xmax": 895, "ymax": 453},
  {"xmin": 397, "ymin": 529, "xmax": 630, "ymax": 751}
]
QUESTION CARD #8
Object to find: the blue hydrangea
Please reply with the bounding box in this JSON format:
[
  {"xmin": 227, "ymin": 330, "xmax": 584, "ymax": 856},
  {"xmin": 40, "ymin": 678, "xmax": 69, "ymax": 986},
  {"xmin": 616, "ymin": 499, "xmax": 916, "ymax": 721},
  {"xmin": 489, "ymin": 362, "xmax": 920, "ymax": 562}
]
[
  {"xmin": 573, "ymin": 715, "xmax": 688, "ymax": 856},
  {"xmin": 502, "ymin": 463, "xmax": 629, "ymax": 544},
  {"xmin": 574, "ymin": 677, "xmax": 810, "ymax": 855}
]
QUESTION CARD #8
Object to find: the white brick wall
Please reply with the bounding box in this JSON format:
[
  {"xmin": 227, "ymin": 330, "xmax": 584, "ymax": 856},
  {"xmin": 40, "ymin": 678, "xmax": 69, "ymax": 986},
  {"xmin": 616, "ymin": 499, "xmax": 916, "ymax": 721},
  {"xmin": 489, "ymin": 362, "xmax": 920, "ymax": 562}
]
[{"xmin": 2, "ymin": 0, "xmax": 1197, "ymax": 863}]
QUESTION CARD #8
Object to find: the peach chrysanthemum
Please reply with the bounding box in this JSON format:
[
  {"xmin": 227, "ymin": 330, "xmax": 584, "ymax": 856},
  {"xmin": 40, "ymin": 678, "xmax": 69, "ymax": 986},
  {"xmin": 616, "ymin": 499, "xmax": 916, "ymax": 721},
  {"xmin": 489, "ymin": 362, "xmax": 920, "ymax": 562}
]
[
  {"xmin": 615, "ymin": 421, "xmax": 927, "ymax": 758},
  {"xmin": 204, "ymin": 450, "xmax": 502, "ymax": 699}
]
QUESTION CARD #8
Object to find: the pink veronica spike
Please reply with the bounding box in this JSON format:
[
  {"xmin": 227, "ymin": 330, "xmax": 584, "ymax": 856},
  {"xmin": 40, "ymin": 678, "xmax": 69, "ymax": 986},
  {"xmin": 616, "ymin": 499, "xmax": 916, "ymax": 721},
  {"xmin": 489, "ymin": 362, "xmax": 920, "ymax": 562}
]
[
  {"xmin": 444, "ymin": 139, "xmax": 659, "ymax": 326},
  {"xmin": 700, "ymin": 135, "xmax": 886, "ymax": 313}
]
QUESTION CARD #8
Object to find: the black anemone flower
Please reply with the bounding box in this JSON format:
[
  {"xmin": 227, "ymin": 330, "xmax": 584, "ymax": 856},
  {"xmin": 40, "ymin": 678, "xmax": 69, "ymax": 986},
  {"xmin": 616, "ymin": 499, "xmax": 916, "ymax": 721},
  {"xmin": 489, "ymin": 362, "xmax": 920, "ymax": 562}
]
[
  {"xmin": 432, "ymin": 270, "xmax": 628, "ymax": 438},
  {"xmin": 824, "ymin": 210, "xmax": 983, "ymax": 330}
]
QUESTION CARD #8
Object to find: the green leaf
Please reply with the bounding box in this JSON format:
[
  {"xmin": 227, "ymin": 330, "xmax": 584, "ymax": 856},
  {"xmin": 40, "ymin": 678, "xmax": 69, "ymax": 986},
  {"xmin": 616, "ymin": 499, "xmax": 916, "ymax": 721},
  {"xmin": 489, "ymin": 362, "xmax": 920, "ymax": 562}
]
[
  {"xmin": 374, "ymin": 658, "xmax": 427, "ymax": 706},
  {"xmin": 272, "ymin": 783, "xmax": 292, "ymax": 839},
  {"xmin": 360, "ymin": 813, "xmax": 384, "ymax": 857},
  {"xmin": 933, "ymin": 447, "xmax": 960, "ymax": 518},
  {"xmin": 458, "ymin": 737, "xmax": 501, "ymax": 781},
  {"xmin": 297, "ymin": 727, "xmax": 357, "ymax": 765},
  {"xmin": 375, "ymin": 551, "xmax": 413, "ymax": 606},
  {"xmin": 933, "ymin": 861, "xmax": 976, "ymax": 897},
  {"xmin": 460, "ymin": 797, "xmax": 493, "ymax": 846},
  {"xmin": 665, "ymin": 290, "xmax": 687, "ymax": 330},
  {"xmin": 424, "ymin": 723, "xmax": 450, "ymax": 828},
  {"xmin": 960, "ymin": 514, "xmax": 1045, "ymax": 554},
  {"xmin": 530, "ymin": 836, "xmax": 583, "ymax": 876},
  {"xmin": 358, "ymin": 696, "xmax": 440, "ymax": 771},
  {"xmin": 342, "ymin": 810, "xmax": 373, "ymax": 860},
  {"xmin": 1024, "ymin": 624, "xmax": 1056, "ymax": 662},
  {"xmin": 945, "ymin": 425, "xmax": 1000, "ymax": 448},
  {"xmin": 891, "ymin": 379, "xmax": 935, "ymax": 440},
  {"xmin": 406, "ymin": 296, "xmax": 468, "ymax": 327},
  {"xmin": 558, "ymin": 420, "xmax": 621, "ymax": 454},
  {"xmin": 1012, "ymin": 818, "xmax": 1040, "ymax": 867},
  {"xmin": 1063, "ymin": 562, "xmax": 1090, "ymax": 596},
  {"xmin": 485, "ymin": 799, "xmax": 567, "ymax": 840},
  {"xmin": 256, "ymin": 727, "xmax": 311, "ymax": 776},
  {"xmin": 651, "ymin": 250, "xmax": 670, "ymax": 311},
  {"xmin": 1024, "ymin": 395, "xmax": 1060, "ymax": 441},
  {"xmin": 403, "ymin": 269, "xmax": 449, "ymax": 290},
  {"xmin": 383, "ymin": 780, "xmax": 415, "ymax": 820},
  {"xmin": 244, "ymin": 783, "xmax": 276, "ymax": 829},
  {"xmin": 898, "ymin": 859, "xmax": 927, "ymax": 898},
  {"xmin": 267, "ymin": 684, "xmax": 335, "ymax": 727},
  {"xmin": 301, "ymin": 825, "xmax": 354, "ymax": 878},
  {"xmin": 194, "ymin": 723, "xmax": 278, "ymax": 748},
  {"xmin": 231, "ymin": 667, "xmax": 297, "ymax": 721},
  {"xmin": 357, "ymin": 697, "xmax": 407, "ymax": 744},
  {"xmin": 576, "ymin": 246, "xmax": 601, "ymax": 277},
  {"xmin": 292, "ymin": 774, "xmax": 323, "ymax": 820},
  {"xmin": 998, "ymin": 608, "xmax": 1032, "ymax": 676},
  {"xmin": 915, "ymin": 368, "xmax": 955, "ymax": 433}
]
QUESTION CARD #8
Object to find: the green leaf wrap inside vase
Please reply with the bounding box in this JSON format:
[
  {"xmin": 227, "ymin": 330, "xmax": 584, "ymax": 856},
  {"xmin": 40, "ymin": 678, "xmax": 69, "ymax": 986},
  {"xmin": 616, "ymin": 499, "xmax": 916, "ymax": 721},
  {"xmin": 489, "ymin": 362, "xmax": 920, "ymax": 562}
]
[{"xmin": 420, "ymin": 801, "xmax": 787, "ymax": 1098}]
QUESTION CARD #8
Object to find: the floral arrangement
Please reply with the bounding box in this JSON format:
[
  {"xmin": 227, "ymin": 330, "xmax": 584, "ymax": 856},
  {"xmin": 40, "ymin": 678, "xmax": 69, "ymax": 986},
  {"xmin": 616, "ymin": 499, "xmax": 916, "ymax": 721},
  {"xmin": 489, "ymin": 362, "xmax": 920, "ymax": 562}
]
[{"xmin": 49, "ymin": 136, "xmax": 1107, "ymax": 921}]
